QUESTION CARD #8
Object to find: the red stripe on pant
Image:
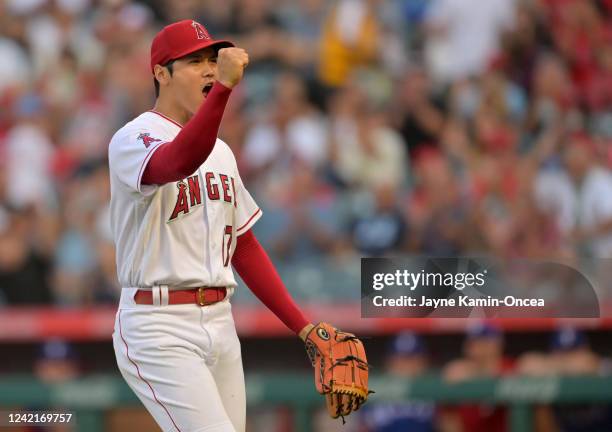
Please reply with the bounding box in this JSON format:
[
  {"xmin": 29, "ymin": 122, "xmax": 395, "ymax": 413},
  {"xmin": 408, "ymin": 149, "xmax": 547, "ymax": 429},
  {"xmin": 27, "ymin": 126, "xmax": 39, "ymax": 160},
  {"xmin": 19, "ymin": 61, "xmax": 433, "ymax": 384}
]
[{"xmin": 119, "ymin": 310, "xmax": 182, "ymax": 432}]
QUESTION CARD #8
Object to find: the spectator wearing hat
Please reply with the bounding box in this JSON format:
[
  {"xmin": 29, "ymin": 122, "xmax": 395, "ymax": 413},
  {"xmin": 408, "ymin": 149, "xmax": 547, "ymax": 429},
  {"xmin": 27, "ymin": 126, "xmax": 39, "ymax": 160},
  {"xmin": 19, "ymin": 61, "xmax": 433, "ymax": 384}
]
[
  {"xmin": 549, "ymin": 327, "xmax": 601, "ymax": 374},
  {"xmin": 27, "ymin": 340, "xmax": 81, "ymax": 432},
  {"xmin": 444, "ymin": 323, "xmax": 514, "ymax": 380},
  {"xmin": 550, "ymin": 328, "xmax": 612, "ymax": 432},
  {"xmin": 358, "ymin": 332, "xmax": 436, "ymax": 432},
  {"xmin": 519, "ymin": 327, "xmax": 612, "ymax": 432},
  {"xmin": 519, "ymin": 327, "xmax": 604, "ymax": 377},
  {"xmin": 34, "ymin": 339, "xmax": 80, "ymax": 383},
  {"xmin": 441, "ymin": 323, "xmax": 514, "ymax": 432}
]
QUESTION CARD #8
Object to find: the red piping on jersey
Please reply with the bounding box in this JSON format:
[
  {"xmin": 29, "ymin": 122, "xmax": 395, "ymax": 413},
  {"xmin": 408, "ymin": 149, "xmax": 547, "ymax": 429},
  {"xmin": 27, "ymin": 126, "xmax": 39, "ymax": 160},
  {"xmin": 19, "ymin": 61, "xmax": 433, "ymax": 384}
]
[
  {"xmin": 118, "ymin": 311, "xmax": 182, "ymax": 432},
  {"xmin": 232, "ymin": 230, "xmax": 309, "ymax": 334},
  {"xmin": 142, "ymin": 82, "xmax": 232, "ymax": 185},
  {"xmin": 236, "ymin": 208, "xmax": 261, "ymax": 234},
  {"xmin": 148, "ymin": 110, "xmax": 183, "ymax": 129}
]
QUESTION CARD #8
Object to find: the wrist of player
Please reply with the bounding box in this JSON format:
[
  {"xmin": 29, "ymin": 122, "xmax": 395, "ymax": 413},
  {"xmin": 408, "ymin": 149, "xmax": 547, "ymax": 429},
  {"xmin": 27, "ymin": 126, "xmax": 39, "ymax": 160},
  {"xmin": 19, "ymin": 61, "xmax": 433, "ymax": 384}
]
[
  {"xmin": 299, "ymin": 323, "xmax": 315, "ymax": 342},
  {"xmin": 216, "ymin": 69, "xmax": 246, "ymax": 89},
  {"xmin": 216, "ymin": 78, "xmax": 236, "ymax": 89}
]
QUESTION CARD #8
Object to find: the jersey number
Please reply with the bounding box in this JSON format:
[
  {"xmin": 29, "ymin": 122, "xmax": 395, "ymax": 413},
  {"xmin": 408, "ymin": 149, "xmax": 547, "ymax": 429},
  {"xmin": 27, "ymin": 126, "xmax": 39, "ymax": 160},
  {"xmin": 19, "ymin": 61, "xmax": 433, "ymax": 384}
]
[{"xmin": 222, "ymin": 225, "xmax": 232, "ymax": 267}]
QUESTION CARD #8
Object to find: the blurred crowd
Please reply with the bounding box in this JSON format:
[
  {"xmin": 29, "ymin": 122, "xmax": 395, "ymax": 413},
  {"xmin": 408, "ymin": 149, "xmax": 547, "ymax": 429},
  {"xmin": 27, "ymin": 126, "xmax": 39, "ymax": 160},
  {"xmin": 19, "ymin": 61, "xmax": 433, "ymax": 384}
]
[
  {"xmin": 28, "ymin": 325, "xmax": 612, "ymax": 432},
  {"xmin": 352, "ymin": 325, "xmax": 612, "ymax": 432},
  {"xmin": 0, "ymin": 0, "xmax": 611, "ymax": 305}
]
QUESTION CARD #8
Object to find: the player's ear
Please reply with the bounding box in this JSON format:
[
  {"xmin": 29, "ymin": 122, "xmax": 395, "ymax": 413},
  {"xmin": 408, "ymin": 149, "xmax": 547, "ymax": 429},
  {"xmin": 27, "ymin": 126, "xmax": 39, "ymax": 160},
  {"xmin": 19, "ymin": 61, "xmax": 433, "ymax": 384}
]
[{"xmin": 153, "ymin": 64, "xmax": 171, "ymax": 86}]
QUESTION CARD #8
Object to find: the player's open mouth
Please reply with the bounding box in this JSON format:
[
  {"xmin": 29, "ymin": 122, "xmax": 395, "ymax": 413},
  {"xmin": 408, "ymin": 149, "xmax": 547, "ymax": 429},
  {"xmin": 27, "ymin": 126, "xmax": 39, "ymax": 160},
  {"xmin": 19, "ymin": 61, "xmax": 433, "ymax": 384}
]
[{"xmin": 202, "ymin": 83, "xmax": 213, "ymax": 96}]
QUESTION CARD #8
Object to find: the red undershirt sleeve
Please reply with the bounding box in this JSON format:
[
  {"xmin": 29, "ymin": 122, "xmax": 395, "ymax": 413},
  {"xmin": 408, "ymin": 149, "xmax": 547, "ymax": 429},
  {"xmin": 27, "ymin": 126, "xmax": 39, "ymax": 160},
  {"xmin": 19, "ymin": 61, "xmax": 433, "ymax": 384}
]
[
  {"xmin": 142, "ymin": 81, "xmax": 232, "ymax": 185},
  {"xmin": 232, "ymin": 229, "xmax": 310, "ymax": 335}
]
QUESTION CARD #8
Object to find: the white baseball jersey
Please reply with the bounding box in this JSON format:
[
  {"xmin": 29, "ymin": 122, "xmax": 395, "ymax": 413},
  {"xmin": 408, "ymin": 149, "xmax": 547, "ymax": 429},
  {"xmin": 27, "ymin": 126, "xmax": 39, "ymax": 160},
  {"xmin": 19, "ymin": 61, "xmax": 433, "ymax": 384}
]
[{"xmin": 108, "ymin": 110, "xmax": 261, "ymax": 289}]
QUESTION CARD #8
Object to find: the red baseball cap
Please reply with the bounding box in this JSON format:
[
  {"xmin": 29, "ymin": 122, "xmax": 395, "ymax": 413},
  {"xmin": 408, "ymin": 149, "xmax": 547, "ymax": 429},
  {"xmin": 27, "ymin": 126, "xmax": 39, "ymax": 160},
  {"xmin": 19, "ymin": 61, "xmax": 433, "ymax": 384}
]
[{"xmin": 150, "ymin": 20, "xmax": 234, "ymax": 73}]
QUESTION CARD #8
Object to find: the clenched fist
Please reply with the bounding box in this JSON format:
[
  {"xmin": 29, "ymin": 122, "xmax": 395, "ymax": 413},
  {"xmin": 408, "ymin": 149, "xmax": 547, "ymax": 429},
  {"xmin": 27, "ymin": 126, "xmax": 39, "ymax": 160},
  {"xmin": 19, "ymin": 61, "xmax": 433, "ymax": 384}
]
[{"xmin": 217, "ymin": 48, "xmax": 249, "ymax": 89}]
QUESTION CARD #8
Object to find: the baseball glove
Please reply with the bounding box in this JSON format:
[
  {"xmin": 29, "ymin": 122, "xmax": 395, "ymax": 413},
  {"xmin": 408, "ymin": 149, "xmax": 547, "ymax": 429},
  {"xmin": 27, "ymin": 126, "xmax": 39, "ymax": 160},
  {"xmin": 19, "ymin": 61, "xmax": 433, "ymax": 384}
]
[{"xmin": 304, "ymin": 322, "xmax": 371, "ymax": 420}]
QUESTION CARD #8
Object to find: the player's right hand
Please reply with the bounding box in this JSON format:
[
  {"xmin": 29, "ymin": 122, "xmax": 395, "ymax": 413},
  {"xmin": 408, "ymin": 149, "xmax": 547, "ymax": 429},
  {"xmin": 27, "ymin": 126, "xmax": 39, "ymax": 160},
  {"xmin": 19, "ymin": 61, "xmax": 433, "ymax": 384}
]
[{"xmin": 217, "ymin": 48, "xmax": 249, "ymax": 89}]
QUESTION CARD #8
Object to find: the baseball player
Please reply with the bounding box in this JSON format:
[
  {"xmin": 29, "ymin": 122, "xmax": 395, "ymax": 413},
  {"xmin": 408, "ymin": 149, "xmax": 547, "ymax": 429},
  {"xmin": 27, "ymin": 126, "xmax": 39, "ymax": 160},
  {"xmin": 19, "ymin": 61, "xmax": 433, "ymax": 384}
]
[{"xmin": 108, "ymin": 20, "xmax": 368, "ymax": 432}]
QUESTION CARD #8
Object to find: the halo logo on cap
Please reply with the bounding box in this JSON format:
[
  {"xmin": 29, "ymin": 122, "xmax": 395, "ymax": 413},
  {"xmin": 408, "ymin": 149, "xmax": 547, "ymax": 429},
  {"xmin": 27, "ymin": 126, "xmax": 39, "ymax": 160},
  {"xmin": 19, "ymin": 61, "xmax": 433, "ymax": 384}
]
[
  {"xmin": 192, "ymin": 21, "xmax": 210, "ymax": 40},
  {"xmin": 150, "ymin": 20, "xmax": 233, "ymax": 73}
]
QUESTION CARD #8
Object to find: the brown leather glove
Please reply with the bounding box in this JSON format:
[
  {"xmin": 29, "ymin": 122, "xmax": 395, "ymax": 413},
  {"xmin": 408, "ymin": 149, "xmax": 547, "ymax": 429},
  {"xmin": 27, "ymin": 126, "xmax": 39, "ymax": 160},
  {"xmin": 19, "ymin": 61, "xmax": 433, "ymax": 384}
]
[{"xmin": 303, "ymin": 322, "xmax": 371, "ymax": 419}]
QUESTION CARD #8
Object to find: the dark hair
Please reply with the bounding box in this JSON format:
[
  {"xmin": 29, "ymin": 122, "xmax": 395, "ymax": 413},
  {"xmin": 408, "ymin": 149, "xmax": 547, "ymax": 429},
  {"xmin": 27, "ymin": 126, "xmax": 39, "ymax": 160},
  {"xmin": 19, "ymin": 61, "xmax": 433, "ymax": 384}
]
[{"xmin": 153, "ymin": 60, "xmax": 175, "ymax": 98}]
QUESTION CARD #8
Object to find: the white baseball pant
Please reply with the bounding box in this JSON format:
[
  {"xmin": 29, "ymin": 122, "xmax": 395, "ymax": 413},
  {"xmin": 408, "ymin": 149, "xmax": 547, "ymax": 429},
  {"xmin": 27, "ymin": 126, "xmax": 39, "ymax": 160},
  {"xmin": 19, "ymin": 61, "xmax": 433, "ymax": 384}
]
[{"xmin": 112, "ymin": 287, "xmax": 245, "ymax": 432}]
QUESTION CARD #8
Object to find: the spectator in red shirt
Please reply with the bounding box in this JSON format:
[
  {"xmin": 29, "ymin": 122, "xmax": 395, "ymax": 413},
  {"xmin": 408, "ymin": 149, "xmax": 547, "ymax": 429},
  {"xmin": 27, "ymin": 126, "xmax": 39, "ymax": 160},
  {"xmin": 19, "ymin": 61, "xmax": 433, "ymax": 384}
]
[{"xmin": 441, "ymin": 323, "xmax": 514, "ymax": 432}]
